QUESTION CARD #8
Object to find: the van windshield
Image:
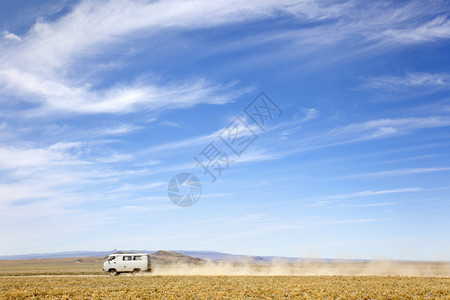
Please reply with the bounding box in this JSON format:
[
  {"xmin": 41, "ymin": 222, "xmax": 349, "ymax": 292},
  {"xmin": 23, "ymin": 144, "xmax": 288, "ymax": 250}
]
[{"xmin": 108, "ymin": 256, "xmax": 115, "ymax": 261}]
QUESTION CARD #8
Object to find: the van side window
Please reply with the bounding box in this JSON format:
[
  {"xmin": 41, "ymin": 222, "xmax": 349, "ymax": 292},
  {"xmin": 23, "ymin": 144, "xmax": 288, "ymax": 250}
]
[
  {"xmin": 123, "ymin": 256, "xmax": 132, "ymax": 261},
  {"xmin": 133, "ymin": 256, "xmax": 142, "ymax": 261}
]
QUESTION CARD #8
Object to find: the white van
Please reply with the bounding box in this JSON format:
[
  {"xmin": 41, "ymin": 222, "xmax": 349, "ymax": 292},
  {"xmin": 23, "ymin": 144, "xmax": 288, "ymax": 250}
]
[{"xmin": 103, "ymin": 253, "xmax": 152, "ymax": 275}]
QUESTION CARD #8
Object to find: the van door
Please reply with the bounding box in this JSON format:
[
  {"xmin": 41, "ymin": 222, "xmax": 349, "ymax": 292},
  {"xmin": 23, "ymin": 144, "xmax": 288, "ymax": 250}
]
[
  {"xmin": 132, "ymin": 255, "xmax": 144, "ymax": 271},
  {"xmin": 121, "ymin": 255, "xmax": 133, "ymax": 271},
  {"xmin": 106, "ymin": 255, "xmax": 118, "ymax": 271}
]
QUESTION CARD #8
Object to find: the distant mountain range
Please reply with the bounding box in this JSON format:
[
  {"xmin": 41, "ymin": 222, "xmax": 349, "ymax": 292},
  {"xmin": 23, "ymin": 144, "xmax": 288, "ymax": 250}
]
[
  {"xmin": 0, "ymin": 250, "xmax": 116, "ymax": 260},
  {"xmin": 0, "ymin": 249, "xmax": 335, "ymax": 262}
]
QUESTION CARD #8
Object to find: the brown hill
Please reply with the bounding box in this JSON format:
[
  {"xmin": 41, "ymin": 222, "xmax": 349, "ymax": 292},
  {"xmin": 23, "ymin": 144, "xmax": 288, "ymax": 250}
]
[{"xmin": 150, "ymin": 250, "xmax": 204, "ymax": 264}]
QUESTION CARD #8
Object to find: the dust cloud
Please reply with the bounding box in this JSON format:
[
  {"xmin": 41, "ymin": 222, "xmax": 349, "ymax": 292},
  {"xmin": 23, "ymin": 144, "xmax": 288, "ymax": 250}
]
[{"xmin": 146, "ymin": 260, "xmax": 450, "ymax": 277}]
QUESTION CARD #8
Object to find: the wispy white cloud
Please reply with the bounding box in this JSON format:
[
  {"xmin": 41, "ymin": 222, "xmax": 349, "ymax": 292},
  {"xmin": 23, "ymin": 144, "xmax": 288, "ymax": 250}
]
[
  {"xmin": 3, "ymin": 0, "xmax": 449, "ymax": 117},
  {"xmin": 330, "ymin": 116, "xmax": 450, "ymax": 141},
  {"xmin": 140, "ymin": 110, "xmax": 292, "ymax": 170},
  {"xmin": 91, "ymin": 124, "xmax": 142, "ymax": 136},
  {"xmin": 348, "ymin": 1, "xmax": 450, "ymax": 46},
  {"xmin": 325, "ymin": 187, "xmax": 422, "ymax": 200},
  {"xmin": 301, "ymin": 108, "xmax": 318, "ymax": 122},
  {"xmin": 0, "ymin": 140, "xmax": 157, "ymax": 206},
  {"xmin": 143, "ymin": 114, "xmax": 260, "ymax": 154},
  {"xmin": 309, "ymin": 188, "xmax": 421, "ymax": 207},
  {"xmin": 376, "ymin": 16, "xmax": 450, "ymax": 44},
  {"xmin": 361, "ymin": 72, "xmax": 450, "ymax": 92},
  {"xmin": 159, "ymin": 121, "xmax": 182, "ymax": 128},
  {"xmin": 111, "ymin": 182, "xmax": 166, "ymax": 193},
  {"xmin": 276, "ymin": 116, "xmax": 450, "ymax": 158},
  {"xmin": 353, "ymin": 167, "xmax": 450, "ymax": 178},
  {"xmin": 251, "ymin": 1, "xmax": 450, "ymax": 67},
  {"xmin": 0, "ymin": 142, "xmax": 86, "ymax": 170},
  {"xmin": 3, "ymin": 0, "xmax": 286, "ymax": 116},
  {"xmin": 144, "ymin": 131, "xmax": 216, "ymax": 154},
  {"xmin": 338, "ymin": 202, "xmax": 397, "ymax": 208},
  {"xmin": 0, "ymin": 139, "xmax": 170, "ymax": 252},
  {"xmin": 2, "ymin": 31, "xmax": 21, "ymax": 41},
  {"xmin": 141, "ymin": 107, "xmax": 449, "ymax": 173},
  {"xmin": 0, "ymin": 68, "xmax": 250, "ymax": 115}
]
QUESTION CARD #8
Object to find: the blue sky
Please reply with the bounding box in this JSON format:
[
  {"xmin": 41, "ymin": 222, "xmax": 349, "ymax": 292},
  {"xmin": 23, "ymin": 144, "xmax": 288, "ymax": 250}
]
[{"xmin": 0, "ymin": 0, "xmax": 449, "ymax": 260}]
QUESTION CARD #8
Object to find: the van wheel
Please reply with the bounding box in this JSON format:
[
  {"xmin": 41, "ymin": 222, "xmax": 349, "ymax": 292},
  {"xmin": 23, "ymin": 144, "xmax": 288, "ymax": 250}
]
[
  {"xmin": 108, "ymin": 269, "xmax": 118, "ymax": 276},
  {"xmin": 133, "ymin": 268, "xmax": 141, "ymax": 275}
]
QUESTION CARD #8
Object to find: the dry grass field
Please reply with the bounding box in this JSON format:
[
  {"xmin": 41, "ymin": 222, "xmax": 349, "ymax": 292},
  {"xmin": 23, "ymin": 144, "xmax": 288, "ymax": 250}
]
[
  {"xmin": 0, "ymin": 257, "xmax": 103, "ymax": 276},
  {"xmin": 0, "ymin": 256, "xmax": 449, "ymax": 299},
  {"xmin": 0, "ymin": 275, "xmax": 449, "ymax": 299}
]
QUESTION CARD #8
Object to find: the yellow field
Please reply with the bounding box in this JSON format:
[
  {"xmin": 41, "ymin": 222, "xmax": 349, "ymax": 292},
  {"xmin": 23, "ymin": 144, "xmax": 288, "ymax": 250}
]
[
  {"xmin": 0, "ymin": 257, "xmax": 103, "ymax": 276},
  {"xmin": 0, "ymin": 275, "xmax": 449, "ymax": 299},
  {"xmin": 1, "ymin": 258, "xmax": 449, "ymax": 299}
]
